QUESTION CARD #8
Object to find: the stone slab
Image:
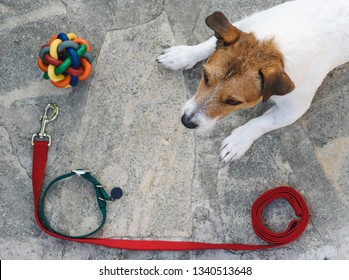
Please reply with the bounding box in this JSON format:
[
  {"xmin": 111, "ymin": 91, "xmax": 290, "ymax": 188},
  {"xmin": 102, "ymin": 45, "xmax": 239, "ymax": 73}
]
[
  {"xmin": 0, "ymin": 0, "xmax": 348, "ymax": 260},
  {"xmin": 69, "ymin": 12, "xmax": 195, "ymax": 239}
]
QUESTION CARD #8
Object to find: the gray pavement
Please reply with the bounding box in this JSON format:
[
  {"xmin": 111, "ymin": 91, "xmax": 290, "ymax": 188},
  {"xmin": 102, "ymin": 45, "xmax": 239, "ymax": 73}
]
[{"xmin": 0, "ymin": 0, "xmax": 348, "ymax": 260}]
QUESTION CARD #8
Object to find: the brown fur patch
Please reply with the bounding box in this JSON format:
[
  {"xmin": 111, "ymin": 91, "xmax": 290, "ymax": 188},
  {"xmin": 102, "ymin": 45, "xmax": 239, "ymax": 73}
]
[
  {"xmin": 194, "ymin": 14, "xmax": 294, "ymax": 120},
  {"xmin": 206, "ymin": 12, "xmax": 241, "ymax": 44}
]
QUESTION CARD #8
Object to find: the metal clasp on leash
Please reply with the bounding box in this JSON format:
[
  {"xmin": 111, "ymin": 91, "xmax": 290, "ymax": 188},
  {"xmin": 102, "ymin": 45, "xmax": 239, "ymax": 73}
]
[{"xmin": 31, "ymin": 103, "xmax": 59, "ymax": 146}]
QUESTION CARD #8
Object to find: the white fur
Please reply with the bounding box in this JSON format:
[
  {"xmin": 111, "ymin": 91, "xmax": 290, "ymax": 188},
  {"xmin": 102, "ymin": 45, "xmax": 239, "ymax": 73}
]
[
  {"xmin": 158, "ymin": 0, "xmax": 349, "ymax": 162},
  {"xmin": 182, "ymin": 97, "xmax": 219, "ymax": 134},
  {"xmin": 158, "ymin": 37, "xmax": 217, "ymax": 70}
]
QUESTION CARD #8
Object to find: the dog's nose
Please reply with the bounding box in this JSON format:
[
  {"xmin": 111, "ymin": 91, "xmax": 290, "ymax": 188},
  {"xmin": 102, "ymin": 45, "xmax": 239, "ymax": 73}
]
[{"xmin": 181, "ymin": 114, "xmax": 198, "ymax": 129}]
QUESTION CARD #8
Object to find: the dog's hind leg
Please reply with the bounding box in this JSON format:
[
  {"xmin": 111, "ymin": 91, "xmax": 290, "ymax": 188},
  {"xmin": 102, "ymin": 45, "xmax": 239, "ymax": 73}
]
[{"xmin": 157, "ymin": 36, "xmax": 217, "ymax": 70}]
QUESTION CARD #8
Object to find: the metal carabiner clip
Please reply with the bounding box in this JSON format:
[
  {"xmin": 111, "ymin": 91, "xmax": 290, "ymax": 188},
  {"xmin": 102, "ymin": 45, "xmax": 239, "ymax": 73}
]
[{"xmin": 31, "ymin": 103, "xmax": 59, "ymax": 146}]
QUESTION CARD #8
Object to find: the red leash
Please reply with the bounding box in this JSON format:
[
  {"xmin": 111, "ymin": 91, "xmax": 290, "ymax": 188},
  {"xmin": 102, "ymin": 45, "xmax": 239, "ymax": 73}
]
[{"xmin": 31, "ymin": 104, "xmax": 309, "ymax": 251}]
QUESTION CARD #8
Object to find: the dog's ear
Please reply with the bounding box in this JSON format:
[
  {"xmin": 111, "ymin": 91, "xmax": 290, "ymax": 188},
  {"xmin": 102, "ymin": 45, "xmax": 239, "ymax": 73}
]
[
  {"xmin": 206, "ymin": 12, "xmax": 241, "ymax": 44},
  {"xmin": 259, "ymin": 65, "xmax": 295, "ymax": 103}
]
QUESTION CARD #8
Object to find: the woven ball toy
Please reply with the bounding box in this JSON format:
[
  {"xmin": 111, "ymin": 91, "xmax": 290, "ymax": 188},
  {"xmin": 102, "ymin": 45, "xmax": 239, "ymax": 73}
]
[{"xmin": 38, "ymin": 32, "xmax": 93, "ymax": 88}]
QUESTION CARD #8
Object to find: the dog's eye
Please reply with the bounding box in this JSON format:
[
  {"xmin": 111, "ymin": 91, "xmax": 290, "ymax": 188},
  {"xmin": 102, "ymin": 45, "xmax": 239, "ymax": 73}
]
[{"xmin": 225, "ymin": 99, "xmax": 243, "ymax": 106}]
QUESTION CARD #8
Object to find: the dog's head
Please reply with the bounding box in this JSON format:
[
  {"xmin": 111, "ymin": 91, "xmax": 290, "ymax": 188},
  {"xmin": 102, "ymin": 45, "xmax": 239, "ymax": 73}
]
[{"xmin": 181, "ymin": 11, "xmax": 295, "ymax": 132}]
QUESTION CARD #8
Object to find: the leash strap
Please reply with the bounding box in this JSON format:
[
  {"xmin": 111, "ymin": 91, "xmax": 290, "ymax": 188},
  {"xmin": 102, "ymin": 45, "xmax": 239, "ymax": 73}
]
[{"xmin": 31, "ymin": 104, "xmax": 310, "ymax": 251}]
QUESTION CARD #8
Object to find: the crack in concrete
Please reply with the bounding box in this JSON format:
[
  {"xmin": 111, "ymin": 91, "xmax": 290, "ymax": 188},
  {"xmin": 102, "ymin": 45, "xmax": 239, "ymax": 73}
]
[
  {"xmin": 213, "ymin": 160, "xmax": 225, "ymax": 241},
  {"xmin": 189, "ymin": 134, "xmax": 198, "ymax": 240},
  {"xmin": 59, "ymin": 0, "xmax": 68, "ymax": 9},
  {"xmin": 192, "ymin": 4, "xmax": 205, "ymax": 38},
  {"xmin": 105, "ymin": 9, "xmax": 165, "ymax": 34}
]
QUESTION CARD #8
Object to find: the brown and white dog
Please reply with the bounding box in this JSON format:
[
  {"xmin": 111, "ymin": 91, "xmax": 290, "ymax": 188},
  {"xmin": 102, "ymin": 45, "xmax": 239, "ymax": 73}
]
[{"xmin": 158, "ymin": 0, "xmax": 349, "ymax": 163}]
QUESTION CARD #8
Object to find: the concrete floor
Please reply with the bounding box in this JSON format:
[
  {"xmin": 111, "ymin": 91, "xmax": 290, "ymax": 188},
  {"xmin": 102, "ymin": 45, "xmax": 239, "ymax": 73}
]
[{"xmin": 1, "ymin": 0, "xmax": 348, "ymax": 259}]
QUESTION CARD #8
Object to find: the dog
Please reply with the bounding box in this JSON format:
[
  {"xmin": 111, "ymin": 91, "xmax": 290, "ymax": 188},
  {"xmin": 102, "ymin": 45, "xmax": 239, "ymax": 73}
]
[{"xmin": 158, "ymin": 0, "xmax": 349, "ymax": 163}]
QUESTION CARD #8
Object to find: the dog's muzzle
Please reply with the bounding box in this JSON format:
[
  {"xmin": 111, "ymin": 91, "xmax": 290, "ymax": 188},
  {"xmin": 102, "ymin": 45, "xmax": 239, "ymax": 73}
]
[{"xmin": 181, "ymin": 114, "xmax": 198, "ymax": 129}]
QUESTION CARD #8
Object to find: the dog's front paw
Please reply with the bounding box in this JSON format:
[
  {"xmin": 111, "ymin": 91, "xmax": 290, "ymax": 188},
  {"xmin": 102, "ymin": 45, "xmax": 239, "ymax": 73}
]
[
  {"xmin": 157, "ymin": 46, "xmax": 199, "ymax": 70},
  {"xmin": 220, "ymin": 130, "xmax": 254, "ymax": 163}
]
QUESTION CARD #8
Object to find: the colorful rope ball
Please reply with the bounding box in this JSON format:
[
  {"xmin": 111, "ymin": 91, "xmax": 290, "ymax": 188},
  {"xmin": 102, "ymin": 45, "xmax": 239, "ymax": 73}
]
[{"xmin": 38, "ymin": 32, "xmax": 93, "ymax": 88}]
